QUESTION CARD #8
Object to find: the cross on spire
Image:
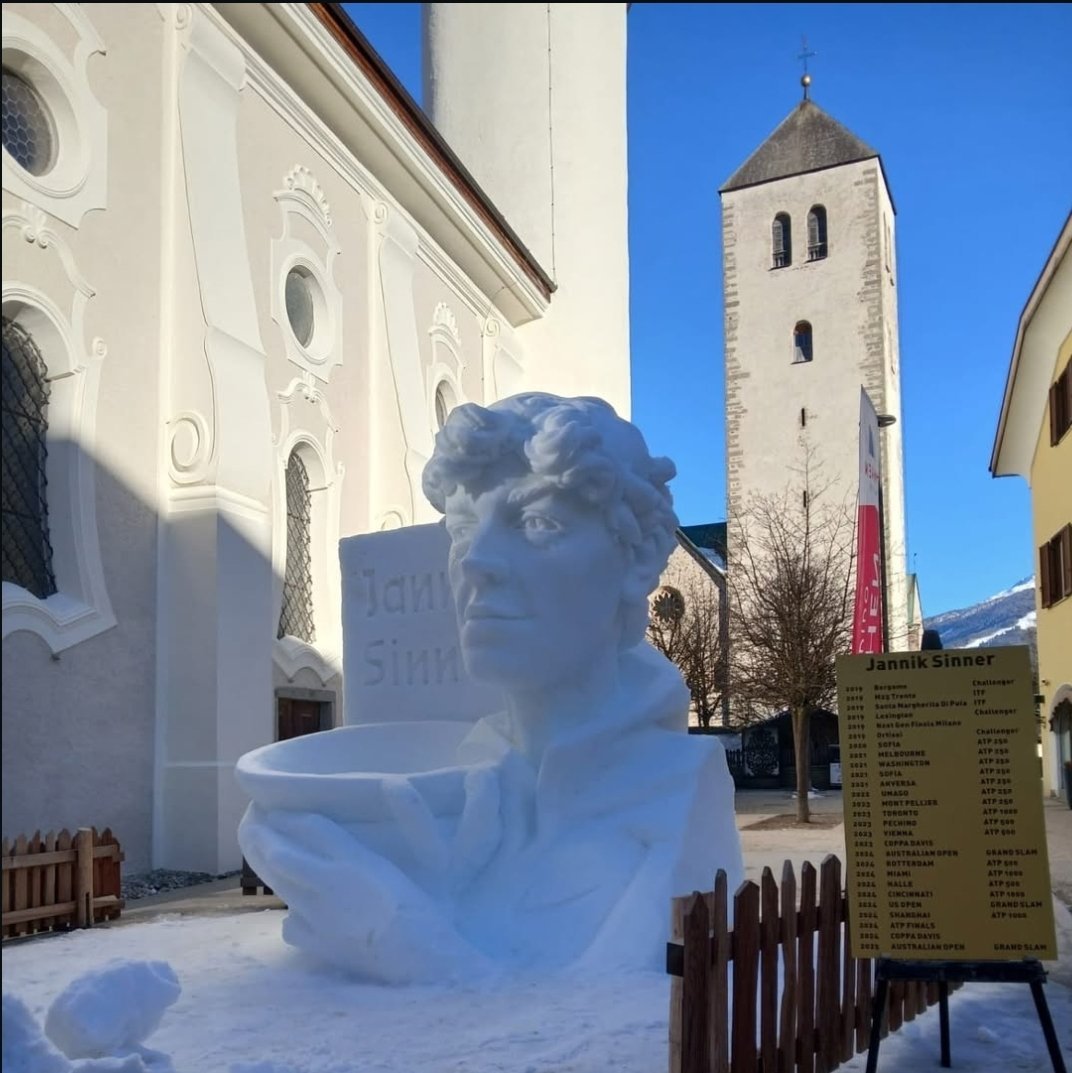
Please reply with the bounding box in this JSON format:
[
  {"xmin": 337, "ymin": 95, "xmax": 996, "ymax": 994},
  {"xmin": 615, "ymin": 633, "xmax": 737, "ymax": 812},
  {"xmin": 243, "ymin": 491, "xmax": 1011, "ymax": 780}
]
[{"xmin": 797, "ymin": 36, "xmax": 816, "ymax": 99}]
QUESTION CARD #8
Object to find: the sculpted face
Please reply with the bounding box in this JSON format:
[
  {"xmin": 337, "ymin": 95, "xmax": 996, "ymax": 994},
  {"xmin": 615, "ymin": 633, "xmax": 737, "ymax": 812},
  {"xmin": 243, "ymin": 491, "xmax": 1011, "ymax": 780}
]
[{"xmin": 445, "ymin": 476, "xmax": 630, "ymax": 691}]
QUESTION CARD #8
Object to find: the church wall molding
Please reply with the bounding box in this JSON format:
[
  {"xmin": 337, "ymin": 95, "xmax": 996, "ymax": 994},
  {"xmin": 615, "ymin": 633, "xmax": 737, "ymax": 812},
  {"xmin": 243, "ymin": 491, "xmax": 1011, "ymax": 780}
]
[{"xmin": 1, "ymin": 5, "xmax": 108, "ymax": 228}]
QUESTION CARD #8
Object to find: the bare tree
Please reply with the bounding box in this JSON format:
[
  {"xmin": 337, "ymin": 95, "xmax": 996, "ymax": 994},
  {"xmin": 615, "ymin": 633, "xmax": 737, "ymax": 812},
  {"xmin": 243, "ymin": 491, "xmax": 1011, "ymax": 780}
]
[
  {"xmin": 648, "ymin": 572, "xmax": 727, "ymax": 728},
  {"xmin": 729, "ymin": 470, "xmax": 855, "ymax": 822}
]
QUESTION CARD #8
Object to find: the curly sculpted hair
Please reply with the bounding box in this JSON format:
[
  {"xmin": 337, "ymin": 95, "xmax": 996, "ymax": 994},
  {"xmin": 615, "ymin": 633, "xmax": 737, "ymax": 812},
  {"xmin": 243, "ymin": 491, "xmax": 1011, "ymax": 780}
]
[{"xmin": 422, "ymin": 393, "xmax": 679, "ymax": 648}]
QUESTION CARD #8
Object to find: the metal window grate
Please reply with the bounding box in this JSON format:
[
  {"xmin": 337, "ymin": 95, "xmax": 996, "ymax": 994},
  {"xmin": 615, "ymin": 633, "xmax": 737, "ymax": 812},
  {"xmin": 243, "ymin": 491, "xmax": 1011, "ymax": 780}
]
[
  {"xmin": 278, "ymin": 452, "xmax": 315, "ymax": 643},
  {"xmin": 2, "ymin": 67, "xmax": 55, "ymax": 176},
  {"xmin": 2, "ymin": 317, "xmax": 56, "ymax": 599}
]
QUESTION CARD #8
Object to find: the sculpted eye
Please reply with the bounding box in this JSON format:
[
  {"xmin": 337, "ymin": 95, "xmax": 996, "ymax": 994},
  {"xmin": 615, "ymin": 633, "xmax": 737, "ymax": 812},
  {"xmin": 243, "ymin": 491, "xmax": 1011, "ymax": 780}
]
[
  {"xmin": 446, "ymin": 521, "xmax": 475, "ymax": 544},
  {"xmin": 520, "ymin": 513, "xmax": 562, "ymax": 535}
]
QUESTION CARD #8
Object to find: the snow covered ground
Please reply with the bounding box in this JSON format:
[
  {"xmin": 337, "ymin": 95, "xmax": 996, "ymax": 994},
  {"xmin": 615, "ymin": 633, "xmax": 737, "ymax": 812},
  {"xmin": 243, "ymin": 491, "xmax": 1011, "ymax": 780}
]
[{"xmin": 4, "ymin": 908, "xmax": 1071, "ymax": 1072}]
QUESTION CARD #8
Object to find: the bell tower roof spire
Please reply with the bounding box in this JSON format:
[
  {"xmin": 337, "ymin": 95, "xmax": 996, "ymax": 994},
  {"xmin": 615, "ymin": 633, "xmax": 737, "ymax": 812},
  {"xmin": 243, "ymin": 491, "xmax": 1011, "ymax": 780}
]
[
  {"xmin": 720, "ymin": 98, "xmax": 881, "ymax": 195},
  {"xmin": 797, "ymin": 36, "xmax": 816, "ymax": 100}
]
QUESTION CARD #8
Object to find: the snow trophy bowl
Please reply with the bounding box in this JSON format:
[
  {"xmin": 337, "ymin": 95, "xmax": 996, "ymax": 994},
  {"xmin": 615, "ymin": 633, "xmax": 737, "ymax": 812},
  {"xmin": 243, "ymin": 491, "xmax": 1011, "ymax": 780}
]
[
  {"xmin": 235, "ymin": 721, "xmax": 474, "ymax": 825},
  {"xmin": 237, "ymin": 392, "xmax": 743, "ymax": 983}
]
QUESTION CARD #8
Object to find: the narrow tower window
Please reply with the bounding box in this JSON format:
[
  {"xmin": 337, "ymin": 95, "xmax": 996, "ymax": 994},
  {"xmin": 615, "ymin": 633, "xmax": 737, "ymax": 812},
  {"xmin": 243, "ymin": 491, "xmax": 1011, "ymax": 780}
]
[
  {"xmin": 278, "ymin": 451, "xmax": 315, "ymax": 643},
  {"xmin": 793, "ymin": 321, "xmax": 813, "ymax": 364},
  {"xmin": 807, "ymin": 205, "xmax": 828, "ymax": 261},
  {"xmin": 772, "ymin": 213, "xmax": 792, "ymax": 268},
  {"xmin": 1, "ymin": 317, "xmax": 56, "ymax": 598}
]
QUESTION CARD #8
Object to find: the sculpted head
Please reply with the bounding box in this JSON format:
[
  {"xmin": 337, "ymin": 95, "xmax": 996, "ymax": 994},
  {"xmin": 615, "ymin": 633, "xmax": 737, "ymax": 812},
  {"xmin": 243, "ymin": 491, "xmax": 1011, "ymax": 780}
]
[{"xmin": 422, "ymin": 393, "xmax": 678, "ymax": 691}]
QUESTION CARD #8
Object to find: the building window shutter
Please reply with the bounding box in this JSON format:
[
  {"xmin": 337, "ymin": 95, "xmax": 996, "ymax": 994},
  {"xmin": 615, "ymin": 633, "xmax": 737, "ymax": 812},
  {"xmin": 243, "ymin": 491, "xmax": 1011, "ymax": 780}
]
[
  {"xmin": 1051, "ymin": 358, "xmax": 1071, "ymax": 445},
  {"xmin": 1040, "ymin": 541, "xmax": 1052, "ymax": 608},
  {"xmin": 1061, "ymin": 524, "xmax": 1072, "ymax": 600}
]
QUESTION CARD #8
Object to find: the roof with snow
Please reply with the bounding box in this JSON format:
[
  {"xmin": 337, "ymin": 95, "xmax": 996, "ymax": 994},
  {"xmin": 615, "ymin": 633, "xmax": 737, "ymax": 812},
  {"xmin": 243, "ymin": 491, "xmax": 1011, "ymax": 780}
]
[
  {"xmin": 679, "ymin": 523, "xmax": 727, "ymax": 563},
  {"xmin": 721, "ymin": 99, "xmax": 880, "ymax": 194}
]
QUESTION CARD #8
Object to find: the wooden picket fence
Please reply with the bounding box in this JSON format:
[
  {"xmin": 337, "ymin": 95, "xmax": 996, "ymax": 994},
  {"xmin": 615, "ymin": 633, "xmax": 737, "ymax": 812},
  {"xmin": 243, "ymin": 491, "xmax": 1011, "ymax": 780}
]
[
  {"xmin": 669, "ymin": 855, "xmax": 958, "ymax": 1073},
  {"xmin": 2, "ymin": 827, "xmax": 124, "ymax": 940}
]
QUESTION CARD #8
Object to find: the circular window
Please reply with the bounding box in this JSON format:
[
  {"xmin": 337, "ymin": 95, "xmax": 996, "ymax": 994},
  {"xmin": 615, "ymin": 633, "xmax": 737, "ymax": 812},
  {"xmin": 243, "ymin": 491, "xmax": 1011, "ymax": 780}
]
[
  {"xmin": 2, "ymin": 66, "xmax": 56, "ymax": 176},
  {"xmin": 285, "ymin": 267, "xmax": 316, "ymax": 348},
  {"xmin": 434, "ymin": 382, "xmax": 454, "ymax": 430}
]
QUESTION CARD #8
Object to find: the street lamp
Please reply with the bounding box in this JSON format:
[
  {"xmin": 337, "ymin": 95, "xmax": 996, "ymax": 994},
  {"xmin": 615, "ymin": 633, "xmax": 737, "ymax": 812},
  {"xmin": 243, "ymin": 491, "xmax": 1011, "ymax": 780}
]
[{"xmin": 875, "ymin": 413, "xmax": 897, "ymax": 649}]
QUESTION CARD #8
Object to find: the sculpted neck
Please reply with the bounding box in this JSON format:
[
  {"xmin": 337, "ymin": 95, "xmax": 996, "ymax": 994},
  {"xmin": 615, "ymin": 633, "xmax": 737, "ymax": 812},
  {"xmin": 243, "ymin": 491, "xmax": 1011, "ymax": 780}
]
[{"xmin": 500, "ymin": 647, "xmax": 622, "ymax": 765}]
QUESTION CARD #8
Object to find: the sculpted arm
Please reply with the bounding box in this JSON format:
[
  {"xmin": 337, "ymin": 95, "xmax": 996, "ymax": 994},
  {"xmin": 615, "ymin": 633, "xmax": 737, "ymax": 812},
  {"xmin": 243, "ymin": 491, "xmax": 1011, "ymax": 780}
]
[{"xmin": 238, "ymin": 803, "xmax": 495, "ymax": 984}]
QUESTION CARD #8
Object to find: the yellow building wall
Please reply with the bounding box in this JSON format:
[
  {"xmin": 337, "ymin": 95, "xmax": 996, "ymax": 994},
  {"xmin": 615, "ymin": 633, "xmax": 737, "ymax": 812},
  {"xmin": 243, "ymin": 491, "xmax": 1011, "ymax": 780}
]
[{"xmin": 1031, "ymin": 327, "xmax": 1072, "ymax": 796}]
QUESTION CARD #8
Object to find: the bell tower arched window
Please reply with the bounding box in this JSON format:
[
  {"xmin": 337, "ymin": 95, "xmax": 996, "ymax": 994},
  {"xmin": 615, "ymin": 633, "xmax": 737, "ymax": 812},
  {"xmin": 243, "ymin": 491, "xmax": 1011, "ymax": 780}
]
[
  {"xmin": 793, "ymin": 321, "xmax": 814, "ymax": 364},
  {"xmin": 807, "ymin": 205, "xmax": 828, "ymax": 261},
  {"xmin": 2, "ymin": 317, "xmax": 55, "ymax": 598},
  {"xmin": 278, "ymin": 451, "xmax": 315, "ymax": 643},
  {"xmin": 772, "ymin": 213, "xmax": 792, "ymax": 268}
]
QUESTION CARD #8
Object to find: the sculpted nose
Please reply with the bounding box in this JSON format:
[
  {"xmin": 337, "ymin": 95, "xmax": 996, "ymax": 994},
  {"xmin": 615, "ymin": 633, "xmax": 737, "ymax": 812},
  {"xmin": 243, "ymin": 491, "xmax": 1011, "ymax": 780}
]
[{"xmin": 456, "ymin": 524, "xmax": 508, "ymax": 583}]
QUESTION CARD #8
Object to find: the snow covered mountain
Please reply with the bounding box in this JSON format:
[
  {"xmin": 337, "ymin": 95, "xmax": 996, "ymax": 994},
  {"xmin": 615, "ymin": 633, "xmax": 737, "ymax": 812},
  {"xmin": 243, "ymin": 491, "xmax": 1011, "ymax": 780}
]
[{"xmin": 923, "ymin": 578, "xmax": 1038, "ymax": 653}]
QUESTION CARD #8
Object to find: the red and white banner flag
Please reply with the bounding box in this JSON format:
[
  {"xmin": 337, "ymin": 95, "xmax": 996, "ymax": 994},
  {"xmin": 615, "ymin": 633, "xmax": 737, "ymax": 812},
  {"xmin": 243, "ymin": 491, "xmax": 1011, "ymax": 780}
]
[{"xmin": 852, "ymin": 389, "xmax": 885, "ymax": 653}]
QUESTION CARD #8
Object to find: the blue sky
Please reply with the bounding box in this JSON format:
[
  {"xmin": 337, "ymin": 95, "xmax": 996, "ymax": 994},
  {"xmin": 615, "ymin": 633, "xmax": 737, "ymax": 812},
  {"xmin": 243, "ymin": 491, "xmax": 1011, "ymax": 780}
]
[{"xmin": 344, "ymin": 3, "xmax": 1071, "ymax": 616}]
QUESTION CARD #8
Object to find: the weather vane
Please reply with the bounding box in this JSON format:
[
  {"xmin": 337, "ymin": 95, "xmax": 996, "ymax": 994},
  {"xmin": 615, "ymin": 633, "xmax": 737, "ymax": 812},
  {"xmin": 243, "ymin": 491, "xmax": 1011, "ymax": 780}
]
[{"xmin": 797, "ymin": 36, "xmax": 816, "ymax": 99}]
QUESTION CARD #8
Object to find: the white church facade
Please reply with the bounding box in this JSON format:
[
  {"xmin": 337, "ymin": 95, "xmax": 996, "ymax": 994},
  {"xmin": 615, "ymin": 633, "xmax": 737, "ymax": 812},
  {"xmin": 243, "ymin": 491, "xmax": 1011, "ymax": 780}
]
[{"xmin": 1, "ymin": 2, "xmax": 631, "ymax": 873}]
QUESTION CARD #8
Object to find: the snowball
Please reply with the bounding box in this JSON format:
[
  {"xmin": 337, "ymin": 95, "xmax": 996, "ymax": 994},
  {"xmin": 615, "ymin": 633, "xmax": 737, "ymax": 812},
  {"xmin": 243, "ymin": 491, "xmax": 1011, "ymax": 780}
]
[
  {"xmin": 44, "ymin": 961, "xmax": 180, "ymax": 1059},
  {"xmin": 2, "ymin": 993, "xmax": 71, "ymax": 1073}
]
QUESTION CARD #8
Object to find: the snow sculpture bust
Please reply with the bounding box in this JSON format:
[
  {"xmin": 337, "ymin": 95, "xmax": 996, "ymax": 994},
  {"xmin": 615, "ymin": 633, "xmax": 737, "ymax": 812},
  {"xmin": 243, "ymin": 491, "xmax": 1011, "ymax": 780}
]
[{"xmin": 237, "ymin": 394, "xmax": 742, "ymax": 982}]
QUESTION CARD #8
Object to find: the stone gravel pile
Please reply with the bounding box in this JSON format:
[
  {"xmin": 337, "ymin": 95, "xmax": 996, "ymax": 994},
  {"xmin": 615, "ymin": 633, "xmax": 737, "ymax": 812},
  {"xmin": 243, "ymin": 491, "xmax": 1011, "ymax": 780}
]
[{"xmin": 121, "ymin": 869, "xmax": 239, "ymax": 902}]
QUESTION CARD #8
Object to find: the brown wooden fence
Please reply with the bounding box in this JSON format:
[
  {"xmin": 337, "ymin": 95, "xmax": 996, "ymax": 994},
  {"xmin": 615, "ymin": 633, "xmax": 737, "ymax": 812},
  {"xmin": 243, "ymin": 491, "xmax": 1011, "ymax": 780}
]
[
  {"xmin": 2, "ymin": 827, "xmax": 124, "ymax": 940},
  {"xmin": 669, "ymin": 855, "xmax": 958, "ymax": 1073}
]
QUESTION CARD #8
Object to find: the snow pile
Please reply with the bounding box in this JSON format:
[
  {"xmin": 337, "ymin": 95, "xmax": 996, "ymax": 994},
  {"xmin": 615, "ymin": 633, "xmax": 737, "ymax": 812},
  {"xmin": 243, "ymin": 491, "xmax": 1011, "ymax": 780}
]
[
  {"xmin": 2, "ymin": 994, "xmax": 70, "ymax": 1073},
  {"xmin": 4, "ymin": 961, "xmax": 180, "ymax": 1073},
  {"xmin": 45, "ymin": 960, "xmax": 180, "ymax": 1061},
  {"xmin": 2, "ymin": 910, "xmax": 1069, "ymax": 1072}
]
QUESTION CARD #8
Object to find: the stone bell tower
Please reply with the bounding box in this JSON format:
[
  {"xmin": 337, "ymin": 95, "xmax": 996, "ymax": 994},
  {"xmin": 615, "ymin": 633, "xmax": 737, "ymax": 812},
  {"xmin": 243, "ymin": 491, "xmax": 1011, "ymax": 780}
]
[{"xmin": 720, "ymin": 81, "xmax": 910, "ymax": 648}]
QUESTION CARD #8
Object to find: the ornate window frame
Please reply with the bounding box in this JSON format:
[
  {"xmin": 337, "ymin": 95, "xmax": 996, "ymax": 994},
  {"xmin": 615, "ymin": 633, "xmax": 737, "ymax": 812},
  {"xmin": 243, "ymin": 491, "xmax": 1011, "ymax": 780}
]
[
  {"xmin": 2, "ymin": 205, "xmax": 114, "ymax": 651},
  {"xmin": 2, "ymin": 5, "xmax": 107, "ymax": 228},
  {"xmin": 270, "ymin": 165, "xmax": 342, "ymax": 383},
  {"xmin": 271, "ymin": 379, "xmax": 342, "ymax": 686}
]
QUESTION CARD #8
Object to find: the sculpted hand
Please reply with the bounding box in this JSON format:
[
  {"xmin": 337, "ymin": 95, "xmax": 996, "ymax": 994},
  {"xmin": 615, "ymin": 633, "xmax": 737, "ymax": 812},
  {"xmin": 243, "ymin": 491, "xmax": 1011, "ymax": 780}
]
[
  {"xmin": 238, "ymin": 804, "xmax": 492, "ymax": 984},
  {"xmin": 377, "ymin": 762, "xmax": 502, "ymax": 894}
]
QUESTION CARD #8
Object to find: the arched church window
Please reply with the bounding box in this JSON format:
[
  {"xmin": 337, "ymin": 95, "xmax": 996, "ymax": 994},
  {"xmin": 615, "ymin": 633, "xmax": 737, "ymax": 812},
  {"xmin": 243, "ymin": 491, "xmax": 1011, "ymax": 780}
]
[
  {"xmin": 434, "ymin": 381, "xmax": 456, "ymax": 431},
  {"xmin": 793, "ymin": 321, "xmax": 813, "ymax": 364},
  {"xmin": 278, "ymin": 451, "xmax": 316, "ymax": 643},
  {"xmin": 2, "ymin": 317, "xmax": 56, "ymax": 598},
  {"xmin": 772, "ymin": 213, "xmax": 792, "ymax": 268},
  {"xmin": 807, "ymin": 205, "xmax": 828, "ymax": 261}
]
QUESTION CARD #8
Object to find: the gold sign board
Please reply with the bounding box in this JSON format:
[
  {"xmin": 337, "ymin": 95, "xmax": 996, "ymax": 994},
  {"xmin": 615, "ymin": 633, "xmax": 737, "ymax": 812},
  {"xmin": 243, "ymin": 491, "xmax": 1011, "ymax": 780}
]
[{"xmin": 837, "ymin": 646, "xmax": 1056, "ymax": 960}]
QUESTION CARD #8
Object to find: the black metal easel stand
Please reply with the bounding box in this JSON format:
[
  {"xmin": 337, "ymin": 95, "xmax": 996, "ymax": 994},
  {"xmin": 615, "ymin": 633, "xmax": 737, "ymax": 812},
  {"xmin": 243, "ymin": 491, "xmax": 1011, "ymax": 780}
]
[{"xmin": 865, "ymin": 958, "xmax": 1066, "ymax": 1073}]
